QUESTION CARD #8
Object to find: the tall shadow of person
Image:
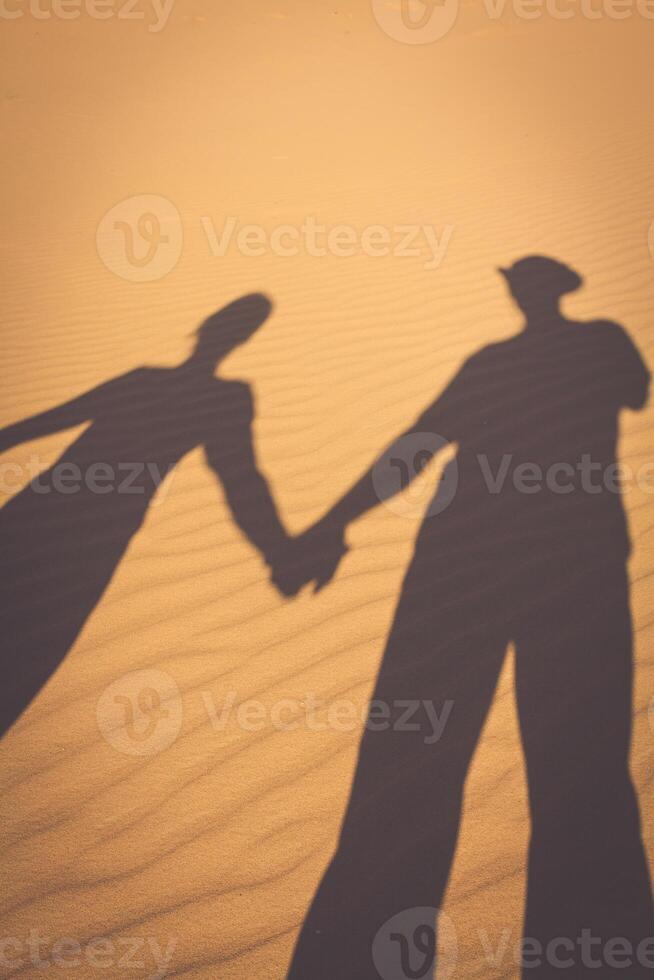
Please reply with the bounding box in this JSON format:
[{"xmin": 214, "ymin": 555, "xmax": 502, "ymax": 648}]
[
  {"xmin": 283, "ymin": 258, "xmax": 653, "ymax": 979},
  {"xmin": 0, "ymin": 294, "xmax": 291, "ymax": 738}
]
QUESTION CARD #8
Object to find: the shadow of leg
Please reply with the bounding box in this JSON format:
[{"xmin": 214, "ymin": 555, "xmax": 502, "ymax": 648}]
[
  {"xmin": 287, "ymin": 540, "xmax": 508, "ymax": 979},
  {"xmin": 517, "ymin": 561, "xmax": 653, "ymax": 978}
]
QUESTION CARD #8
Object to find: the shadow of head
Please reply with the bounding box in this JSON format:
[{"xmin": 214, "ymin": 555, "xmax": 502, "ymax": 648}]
[
  {"xmin": 192, "ymin": 293, "xmax": 273, "ymax": 365},
  {"xmin": 499, "ymin": 255, "xmax": 582, "ymax": 321}
]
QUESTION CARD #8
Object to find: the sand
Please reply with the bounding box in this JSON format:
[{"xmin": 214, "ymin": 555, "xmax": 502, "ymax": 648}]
[{"xmin": 1, "ymin": 1, "xmax": 653, "ymax": 977}]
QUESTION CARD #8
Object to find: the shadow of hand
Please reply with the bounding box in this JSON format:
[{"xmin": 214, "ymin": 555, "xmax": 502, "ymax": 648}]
[{"xmin": 271, "ymin": 518, "xmax": 348, "ymax": 597}]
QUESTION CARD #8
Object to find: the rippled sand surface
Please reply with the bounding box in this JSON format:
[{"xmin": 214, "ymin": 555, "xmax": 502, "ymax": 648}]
[{"xmin": 1, "ymin": 3, "xmax": 653, "ymax": 977}]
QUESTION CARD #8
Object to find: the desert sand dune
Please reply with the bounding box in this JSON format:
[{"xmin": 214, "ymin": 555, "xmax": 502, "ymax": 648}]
[{"xmin": 1, "ymin": 3, "xmax": 653, "ymax": 978}]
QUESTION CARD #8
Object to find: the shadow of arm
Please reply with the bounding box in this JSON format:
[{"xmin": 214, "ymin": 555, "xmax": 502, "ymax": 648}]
[
  {"xmin": 204, "ymin": 384, "xmax": 289, "ymax": 571},
  {"xmin": 280, "ymin": 362, "xmax": 469, "ymax": 594},
  {"xmin": 325, "ymin": 364, "xmax": 466, "ymax": 530},
  {"xmin": 0, "ymin": 374, "xmax": 129, "ymax": 453},
  {"xmin": 618, "ymin": 330, "xmax": 650, "ymax": 410}
]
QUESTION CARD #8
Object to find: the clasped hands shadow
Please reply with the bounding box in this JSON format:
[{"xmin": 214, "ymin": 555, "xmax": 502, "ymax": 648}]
[
  {"xmin": 268, "ymin": 511, "xmax": 348, "ymax": 600},
  {"xmin": 1, "ymin": 256, "xmax": 652, "ymax": 979}
]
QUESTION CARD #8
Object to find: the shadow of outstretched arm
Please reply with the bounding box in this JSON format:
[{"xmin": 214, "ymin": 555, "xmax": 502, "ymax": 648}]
[
  {"xmin": 204, "ymin": 382, "xmax": 290, "ymax": 586},
  {"xmin": 276, "ymin": 361, "xmax": 471, "ymax": 595},
  {"xmin": 0, "ymin": 372, "xmax": 139, "ymax": 454}
]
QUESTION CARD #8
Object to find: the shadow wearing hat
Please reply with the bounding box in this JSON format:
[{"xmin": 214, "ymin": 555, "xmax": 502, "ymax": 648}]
[{"xmin": 285, "ymin": 257, "xmax": 652, "ymax": 979}]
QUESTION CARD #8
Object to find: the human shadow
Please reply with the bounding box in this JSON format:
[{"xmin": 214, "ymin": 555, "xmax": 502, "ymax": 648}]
[
  {"xmin": 0, "ymin": 294, "xmax": 289, "ymax": 738},
  {"xmin": 285, "ymin": 257, "xmax": 653, "ymax": 978}
]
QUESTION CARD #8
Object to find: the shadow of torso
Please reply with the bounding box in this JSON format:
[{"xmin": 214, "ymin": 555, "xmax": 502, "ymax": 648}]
[
  {"xmin": 422, "ymin": 319, "xmax": 644, "ymax": 573},
  {"xmin": 0, "ymin": 367, "xmax": 252, "ymax": 734}
]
